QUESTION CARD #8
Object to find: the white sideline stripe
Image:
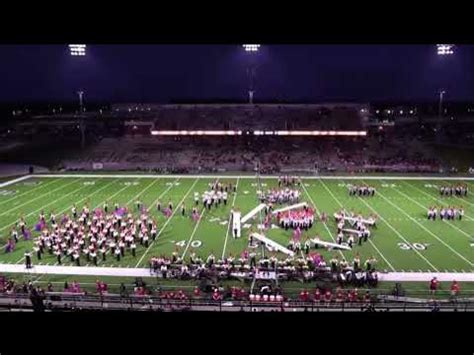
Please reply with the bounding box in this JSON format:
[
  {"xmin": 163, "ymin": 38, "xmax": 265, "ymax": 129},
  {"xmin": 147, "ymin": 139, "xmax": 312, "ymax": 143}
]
[
  {"xmin": 135, "ymin": 178, "xmax": 199, "ymax": 267},
  {"xmin": 31, "ymin": 174, "xmax": 474, "ymax": 181},
  {"xmin": 403, "ymin": 180, "xmax": 474, "ymax": 222},
  {"xmin": 0, "ymin": 177, "xmax": 60, "ymax": 207},
  {"xmin": 318, "ymin": 179, "xmax": 396, "ymax": 271},
  {"xmin": 353, "ymin": 184, "xmax": 440, "ymax": 272},
  {"xmin": 222, "ymin": 177, "xmax": 240, "ymax": 259},
  {"xmin": 0, "ymin": 264, "xmax": 472, "ymax": 281},
  {"xmin": 0, "ymin": 178, "xmax": 82, "ymax": 217},
  {"xmin": 374, "ymin": 183, "xmax": 474, "ymax": 268},
  {"xmin": 0, "ymin": 175, "xmax": 32, "ymax": 188},
  {"xmin": 396, "ymin": 182, "xmax": 473, "ymax": 239},
  {"xmin": 301, "ymin": 182, "xmax": 347, "ymax": 262}
]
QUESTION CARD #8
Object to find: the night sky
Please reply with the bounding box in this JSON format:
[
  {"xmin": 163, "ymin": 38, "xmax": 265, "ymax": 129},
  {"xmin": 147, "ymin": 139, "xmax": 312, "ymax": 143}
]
[{"xmin": 1, "ymin": 44, "xmax": 473, "ymax": 103}]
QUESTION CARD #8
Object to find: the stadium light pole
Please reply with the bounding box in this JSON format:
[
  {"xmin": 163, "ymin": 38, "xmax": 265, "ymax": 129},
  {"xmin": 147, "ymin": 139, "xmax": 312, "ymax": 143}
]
[
  {"xmin": 435, "ymin": 45, "xmax": 454, "ymax": 143},
  {"xmin": 243, "ymin": 44, "xmax": 260, "ymax": 104},
  {"xmin": 438, "ymin": 90, "xmax": 445, "ymax": 119},
  {"xmin": 69, "ymin": 44, "xmax": 87, "ymax": 149}
]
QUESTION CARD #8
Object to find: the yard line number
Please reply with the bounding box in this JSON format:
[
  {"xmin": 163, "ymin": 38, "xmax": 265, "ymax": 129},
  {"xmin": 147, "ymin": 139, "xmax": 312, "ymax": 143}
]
[
  {"xmin": 175, "ymin": 240, "xmax": 202, "ymax": 248},
  {"xmin": 398, "ymin": 242, "xmax": 428, "ymax": 251}
]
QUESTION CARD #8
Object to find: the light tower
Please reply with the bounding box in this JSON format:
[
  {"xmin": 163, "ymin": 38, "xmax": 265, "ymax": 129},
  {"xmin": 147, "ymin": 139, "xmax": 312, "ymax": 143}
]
[
  {"xmin": 69, "ymin": 44, "xmax": 87, "ymax": 56},
  {"xmin": 437, "ymin": 44, "xmax": 454, "ymax": 56},
  {"xmin": 77, "ymin": 90, "xmax": 86, "ymax": 149},
  {"xmin": 435, "ymin": 44, "xmax": 455, "ymax": 144},
  {"xmin": 438, "ymin": 90, "xmax": 446, "ymax": 119},
  {"xmin": 242, "ymin": 44, "xmax": 260, "ymax": 104},
  {"xmin": 69, "ymin": 44, "xmax": 87, "ymax": 149}
]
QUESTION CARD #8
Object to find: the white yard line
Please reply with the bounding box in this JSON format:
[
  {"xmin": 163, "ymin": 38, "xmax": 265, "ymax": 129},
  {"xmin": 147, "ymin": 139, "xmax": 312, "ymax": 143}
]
[
  {"xmin": 124, "ymin": 178, "xmax": 161, "ymax": 207},
  {"xmin": 146, "ymin": 178, "xmax": 180, "ymax": 212},
  {"xmin": 324, "ymin": 179, "xmax": 437, "ymax": 271},
  {"xmin": 0, "ymin": 178, "xmax": 81, "ymax": 217},
  {"xmin": 0, "ymin": 177, "xmax": 61, "ymax": 207},
  {"xmin": 31, "ymin": 174, "xmax": 474, "ymax": 181},
  {"xmin": 371, "ymin": 182, "xmax": 474, "ymax": 268},
  {"xmin": 460, "ymin": 180, "xmax": 474, "ymax": 207},
  {"xmin": 301, "ymin": 181, "xmax": 347, "ymax": 262},
  {"xmin": 318, "ymin": 179, "xmax": 396, "ymax": 271},
  {"xmin": 403, "ymin": 180, "xmax": 474, "ymax": 221},
  {"xmin": 97, "ymin": 178, "xmax": 161, "ymax": 262},
  {"xmin": 0, "ymin": 178, "xmax": 85, "ymax": 233},
  {"xmin": 181, "ymin": 178, "xmax": 221, "ymax": 259},
  {"xmin": 181, "ymin": 207, "xmax": 207, "ymax": 259},
  {"xmin": 396, "ymin": 181, "xmax": 473, "ymax": 239},
  {"xmin": 135, "ymin": 178, "xmax": 199, "ymax": 267},
  {"xmin": 13, "ymin": 179, "xmax": 124, "ymax": 263},
  {"xmin": 222, "ymin": 177, "xmax": 240, "ymax": 259}
]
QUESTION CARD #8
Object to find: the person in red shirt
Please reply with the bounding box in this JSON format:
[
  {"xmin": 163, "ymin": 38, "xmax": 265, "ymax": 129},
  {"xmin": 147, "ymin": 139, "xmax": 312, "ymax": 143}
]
[
  {"xmin": 193, "ymin": 286, "xmax": 201, "ymax": 298},
  {"xmin": 430, "ymin": 277, "xmax": 439, "ymax": 295},
  {"xmin": 324, "ymin": 289, "xmax": 332, "ymax": 304},
  {"xmin": 336, "ymin": 288, "xmax": 345, "ymax": 303},
  {"xmin": 352, "ymin": 288, "xmax": 359, "ymax": 303},
  {"xmin": 212, "ymin": 289, "xmax": 221, "ymax": 301},
  {"xmin": 347, "ymin": 290, "xmax": 354, "ymax": 303},
  {"xmin": 364, "ymin": 291, "xmax": 371, "ymax": 304},
  {"xmin": 450, "ymin": 280, "xmax": 460, "ymax": 298},
  {"xmin": 313, "ymin": 288, "xmax": 321, "ymax": 303},
  {"xmin": 299, "ymin": 289, "xmax": 309, "ymax": 302}
]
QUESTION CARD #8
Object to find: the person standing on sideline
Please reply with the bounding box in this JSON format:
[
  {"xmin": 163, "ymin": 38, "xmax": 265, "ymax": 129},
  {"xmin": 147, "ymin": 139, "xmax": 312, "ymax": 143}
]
[
  {"xmin": 430, "ymin": 277, "xmax": 439, "ymax": 295},
  {"xmin": 25, "ymin": 251, "xmax": 32, "ymax": 269}
]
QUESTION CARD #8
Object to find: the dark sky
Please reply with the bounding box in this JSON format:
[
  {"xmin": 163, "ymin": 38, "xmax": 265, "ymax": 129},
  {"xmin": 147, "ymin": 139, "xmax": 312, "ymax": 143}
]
[{"xmin": 1, "ymin": 44, "xmax": 473, "ymax": 103}]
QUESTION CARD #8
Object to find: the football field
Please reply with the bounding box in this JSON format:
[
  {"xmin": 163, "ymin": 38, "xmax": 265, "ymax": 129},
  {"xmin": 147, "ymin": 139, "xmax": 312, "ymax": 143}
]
[{"xmin": 0, "ymin": 174, "xmax": 473, "ymax": 276}]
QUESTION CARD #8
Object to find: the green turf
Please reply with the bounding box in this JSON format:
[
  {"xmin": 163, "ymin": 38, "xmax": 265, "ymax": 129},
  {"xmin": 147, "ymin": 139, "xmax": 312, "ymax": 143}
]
[{"xmin": 0, "ymin": 175, "xmax": 473, "ymax": 274}]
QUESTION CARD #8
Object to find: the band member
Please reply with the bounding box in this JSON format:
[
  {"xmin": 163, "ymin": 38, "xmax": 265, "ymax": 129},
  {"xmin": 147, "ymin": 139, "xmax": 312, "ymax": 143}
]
[
  {"xmin": 115, "ymin": 247, "xmax": 121, "ymax": 261},
  {"xmin": 55, "ymin": 249, "xmax": 62, "ymax": 265},
  {"xmin": 25, "ymin": 251, "xmax": 32, "ymax": 269},
  {"xmin": 91, "ymin": 250, "xmax": 98, "ymax": 266}
]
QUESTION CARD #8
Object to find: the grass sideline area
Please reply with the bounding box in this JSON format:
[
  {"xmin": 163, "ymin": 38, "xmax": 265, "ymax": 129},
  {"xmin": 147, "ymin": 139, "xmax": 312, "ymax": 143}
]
[{"xmin": 0, "ymin": 173, "xmax": 473, "ymax": 296}]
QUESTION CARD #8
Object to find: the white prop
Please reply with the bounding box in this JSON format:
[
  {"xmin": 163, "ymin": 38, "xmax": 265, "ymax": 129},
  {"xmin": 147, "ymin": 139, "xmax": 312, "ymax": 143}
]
[
  {"xmin": 232, "ymin": 211, "xmax": 241, "ymax": 238},
  {"xmin": 272, "ymin": 202, "xmax": 308, "ymax": 215},
  {"xmin": 311, "ymin": 238, "xmax": 351, "ymax": 250},
  {"xmin": 251, "ymin": 233, "xmax": 295, "ymax": 256},
  {"xmin": 241, "ymin": 204, "xmax": 267, "ymax": 224}
]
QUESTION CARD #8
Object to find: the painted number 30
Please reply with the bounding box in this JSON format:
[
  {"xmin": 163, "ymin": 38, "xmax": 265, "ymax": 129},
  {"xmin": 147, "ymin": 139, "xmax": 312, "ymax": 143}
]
[{"xmin": 398, "ymin": 242, "xmax": 427, "ymax": 251}]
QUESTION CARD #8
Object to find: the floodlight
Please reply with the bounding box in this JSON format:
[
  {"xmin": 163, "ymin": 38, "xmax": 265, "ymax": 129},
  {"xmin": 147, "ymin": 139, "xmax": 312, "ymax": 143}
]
[
  {"xmin": 69, "ymin": 44, "xmax": 87, "ymax": 56},
  {"xmin": 437, "ymin": 44, "xmax": 454, "ymax": 55},
  {"xmin": 243, "ymin": 44, "xmax": 260, "ymax": 52}
]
